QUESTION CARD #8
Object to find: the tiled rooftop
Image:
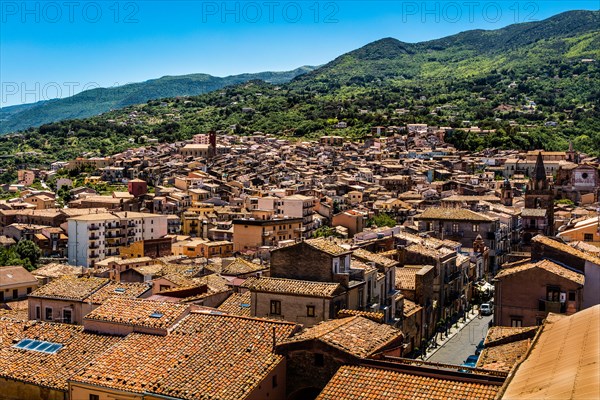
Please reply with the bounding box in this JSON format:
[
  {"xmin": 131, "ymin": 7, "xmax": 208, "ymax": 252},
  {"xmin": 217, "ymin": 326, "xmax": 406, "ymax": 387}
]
[
  {"xmin": 484, "ymin": 326, "xmax": 538, "ymax": 347},
  {"xmin": 395, "ymin": 266, "xmax": 420, "ymax": 290},
  {"xmin": 72, "ymin": 313, "xmax": 298, "ymax": 399},
  {"xmin": 305, "ymin": 237, "xmax": 351, "ymax": 256},
  {"xmin": 495, "ymin": 259, "xmax": 585, "ymax": 284},
  {"xmin": 84, "ymin": 298, "xmax": 190, "ymax": 330},
  {"xmin": 216, "ymin": 292, "xmax": 252, "ymax": 316},
  {"xmin": 316, "ymin": 365, "xmax": 501, "ymax": 400},
  {"xmin": 477, "ymin": 339, "xmax": 530, "ymax": 372},
  {"xmin": 242, "ymin": 276, "xmax": 342, "ymax": 298},
  {"xmin": 418, "ymin": 208, "xmax": 494, "ymax": 222},
  {"xmin": 532, "ymin": 234, "xmax": 600, "ymax": 265},
  {"xmin": 221, "ymin": 258, "xmax": 266, "ymax": 276},
  {"xmin": 84, "ymin": 282, "xmax": 152, "ymax": 304},
  {"xmin": 337, "ymin": 309, "xmax": 385, "ymax": 323},
  {"xmin": 280, "ymin": 316, "xmax": 403, "ymax": 359},
  {"xmin": 29, "ymin": 276, "xmax": 109, "ymax": 301},
  {"xmin": 0, "ymin": 319, "xmax": 122, "ymax": 391},
  {"xmin": 352, "ymin": 248, "xmax": 398, "ymax": 268}
]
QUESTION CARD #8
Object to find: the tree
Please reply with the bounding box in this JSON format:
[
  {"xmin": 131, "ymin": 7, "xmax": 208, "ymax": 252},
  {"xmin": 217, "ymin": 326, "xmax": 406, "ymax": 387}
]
[
  {"xmin": 15, "ymin": 240, "xmax": 41, "ymax": 270},
  {"xmin": 366, "ymin": 213, "xmax": 397, "ymax": 228},
  {"xmin": 313, "ymin": 226, "xmax": 336, "ymax": 238}
]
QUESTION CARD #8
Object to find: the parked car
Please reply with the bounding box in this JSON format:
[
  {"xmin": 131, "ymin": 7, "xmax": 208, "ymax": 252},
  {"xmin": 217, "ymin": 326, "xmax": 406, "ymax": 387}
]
[
  {"xmin": 480, "ymin": 303, "xmax": 493, "ymax": 316},
  {"xmin": 462, "ymin": 355, "xmax": 479, "ymax": 368},
  {"xmin": 475, "ymin": 339, "xmax": 485, "ymax": 355},
  {"xmin": 458, "ymin": 355, "xmax": 480, "ymax": 373}
]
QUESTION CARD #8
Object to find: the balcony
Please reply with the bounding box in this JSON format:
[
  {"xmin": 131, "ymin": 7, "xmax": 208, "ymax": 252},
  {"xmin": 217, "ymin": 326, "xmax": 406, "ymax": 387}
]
[
  {"xmin": 444, "ymin": 270, "xmax": 461, "ymax": 284},
  {"xmin": 538, "ymin": 299, "xmax": 565, "ymax": 313},
  {"xmin": 89, "ymin": 244, "xmax": 99, "ymax": 249},
  {"xmin": 444, "ymin": 231, "xmax": 464, "ymax": 237},
  {"xmin": 88, "ymin": 226, "xmax": 100, "ymax": 231}
]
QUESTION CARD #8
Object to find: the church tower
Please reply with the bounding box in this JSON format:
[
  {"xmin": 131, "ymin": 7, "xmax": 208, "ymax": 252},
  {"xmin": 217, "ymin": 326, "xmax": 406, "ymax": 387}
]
[
  {"xmin": 566, "ymin": 140, "xmax": 578, "ymax": 163},
  {"xmin": 500, "ymin": 178, "xmax": 513, "ymax": 206},
  {"xmin": 522, "ymin": 152, "xmax": 555, "ymax": 244}
]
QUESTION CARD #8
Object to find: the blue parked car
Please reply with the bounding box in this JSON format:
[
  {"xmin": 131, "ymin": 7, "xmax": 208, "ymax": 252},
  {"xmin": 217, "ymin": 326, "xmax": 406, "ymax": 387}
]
[
  {"xmin": 462, "ymin": 355, "xmax": 479, "ymax": 368},
  {"xmin": 475, "ymin": 340, "xmax": 485, "ymax": 355}
]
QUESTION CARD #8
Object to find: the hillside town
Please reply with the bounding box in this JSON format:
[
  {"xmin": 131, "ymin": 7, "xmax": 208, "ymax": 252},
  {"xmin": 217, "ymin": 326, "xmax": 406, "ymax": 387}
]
[{"xmin": 1, "ymin": 125, "xmax": 599, "ymax": 400}]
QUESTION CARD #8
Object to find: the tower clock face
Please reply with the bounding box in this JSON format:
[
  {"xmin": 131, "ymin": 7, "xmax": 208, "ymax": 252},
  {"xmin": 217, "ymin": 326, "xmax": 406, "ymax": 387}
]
[{"xmin": 573, "ymin": 170, "xmax": 595, "ymax": 187}]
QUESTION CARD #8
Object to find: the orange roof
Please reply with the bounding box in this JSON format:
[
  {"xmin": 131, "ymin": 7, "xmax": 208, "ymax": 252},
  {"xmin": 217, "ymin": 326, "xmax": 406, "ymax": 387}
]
[
  {"xmin": 279, "ymin": 316, "xmax": 403, "ymax": 359},
  {"xmin": 316, "ymin": 365, "xmax": 500, "ymax": 400},
  {"xmin": 495, "ymin": 259, "xmax": 584, "ymax": 285},
  {"xmin": 501, "ymin": 305, "xmax": 600, "ymax": 399}
]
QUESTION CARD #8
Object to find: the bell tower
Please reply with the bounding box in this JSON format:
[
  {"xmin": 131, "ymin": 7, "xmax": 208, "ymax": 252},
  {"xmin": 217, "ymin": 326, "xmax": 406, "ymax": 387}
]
[
  {"xmin": 522, "ymin": 152, "xmax": 555, "ymax": 244},
  {"xmin": 500, "ymin": 178, "xmax": 513, "ymax": 206}
]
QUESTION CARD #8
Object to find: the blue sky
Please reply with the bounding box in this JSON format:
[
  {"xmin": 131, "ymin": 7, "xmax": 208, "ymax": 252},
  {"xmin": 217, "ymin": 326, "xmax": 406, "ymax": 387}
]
[{"xmin": 1, "ymin": 1, "xmax": 598, "ymax": 106}]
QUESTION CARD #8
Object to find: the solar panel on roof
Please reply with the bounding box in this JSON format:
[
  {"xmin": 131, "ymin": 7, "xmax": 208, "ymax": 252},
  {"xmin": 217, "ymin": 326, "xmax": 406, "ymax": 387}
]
[{"xmin": 13, "ymin": 339, "xmax": 63, "ymax": 354}]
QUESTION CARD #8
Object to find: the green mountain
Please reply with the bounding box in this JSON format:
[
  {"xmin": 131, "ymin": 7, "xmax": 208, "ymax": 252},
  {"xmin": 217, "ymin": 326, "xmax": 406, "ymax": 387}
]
[
  {"xmin": 1, "ymin": 10, "xmax": 598, "ymax": 180},
  {"xmin": 0, "ymin": 67, "xmax": 315, "ymax": 134}
]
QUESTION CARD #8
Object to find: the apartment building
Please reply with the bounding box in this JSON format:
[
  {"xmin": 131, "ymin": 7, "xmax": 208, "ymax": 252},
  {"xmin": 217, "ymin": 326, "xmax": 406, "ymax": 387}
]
[
  {"xmin": 232, "ymin": 217, "xmax": 302, "ymax": 252},
  {"xmin": 67, "ymin": 212, "xmax": 168, "ymax": 267}
]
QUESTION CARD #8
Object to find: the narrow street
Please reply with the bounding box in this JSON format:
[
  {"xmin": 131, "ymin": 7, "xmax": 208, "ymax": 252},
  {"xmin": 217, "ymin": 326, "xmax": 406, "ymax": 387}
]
[{"xmin": 426, "ymin": 314, "xmax": 493, "ymax": 365}]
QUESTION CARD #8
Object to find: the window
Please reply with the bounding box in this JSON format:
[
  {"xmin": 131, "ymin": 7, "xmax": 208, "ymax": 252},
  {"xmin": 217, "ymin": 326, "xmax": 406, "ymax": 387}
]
[
  {"xmin": 472, "ymin": 224, "xmax": 479, "ymax": 232},
  {"xmin": 89, "ymin": 395, "xmax": 100, "ymax": 400},
  {"xmin": 63, "ymin": 309, "xmax": 72, "ymax": 324},
  {"xmin": 314, "ymin": 353, "xmax": 324, "ymax": 366},
  {"xmin": 511, "ymin": 318, "xmax": 522, "ymax": 327},
  {"xmin": 536, "ymin": 317, "xmax": 544, "ymax": 326},
  {"xmin": 272, "ymin": 375, "xmax": 278, "ymax": 388},
  {"xmin": 568, "ymin": 291, "xmax": 576, "ymax": 302},
  {"xmin": 13, "ymin": 289, "xmax": 18, "ymax": 299},
  {"xmin": 306, "ymin": 305, "xmax": 315, "ymax": 317},
  {"xmin": 270, "ymin": 300, "xmax": 281, "ymax": 315},
  {"xmin": 27, "ymin": 287, "xmax": 32, "ymax": 294},
  {"xmin": 452, "ymin": 223, "xmax": 459, "ymax": 233},
  {"xmin": 35, "ymin": 306, "xmax": 41, "ymax": 320},
  {"xmin": 547, "ymin": 286, "xmax": 560, "ymax": 302},
  {"xmin": 584, "ymin": 233, "xmax": 594, "ymax": 242},
  {"xmin": 45, "ymin": 307, "xmax": 53, "ymax": 321}
]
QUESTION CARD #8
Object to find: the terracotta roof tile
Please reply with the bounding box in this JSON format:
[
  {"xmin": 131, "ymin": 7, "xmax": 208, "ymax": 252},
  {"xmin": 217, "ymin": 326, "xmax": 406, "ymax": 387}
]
[
  {"xmin": 418, "ymin": 207, "xmax": 494, "ymax": 222},
  {"xmin": 316, "ymin": 365, "xmax": 500, "ymax": 400},
  {"xmin": 217, "ymin": 292, "xmax": 252, "ymax": 316},
  {"xmin": 84, "ymin": 281, "xmax": 151, "ymax": 304},
  {"xmin": 71, "ymin": 313, "xmax": 297, "ymax": 399},
  {"xmin": 477, "ymin": 339, "xmax": 531, "ymax": 372},
  {"xmin": 495, "ymin": 259, "xmax": 584, "ymax": 285},
  {"xmin": 84, "ymin": 298, "xmax": 190, "ymax": 330},
  {"xmin": 242, "ymin": 277, "xmax": 342, "ymax": 298},
  {"xmin": 353, "ymin": 248, "xmax": 398, "ymax": 268},
  {"xmin": 29, "ymin": 276, "xmax": 109, "ymax": 301},
  {"xmin": 532, "ymin": 235, "xmax": 600, "ymax": 265},
  {"xmin": 280, "ymin": 316, "xmax": 403, "ymax": 359},
  {"xmin": 0, "ymin": 319, "xmax": 121, "ymax": 391},
  {"xmin": 305, "ymin": 237, "xmax": 351, "ymax": 256}
]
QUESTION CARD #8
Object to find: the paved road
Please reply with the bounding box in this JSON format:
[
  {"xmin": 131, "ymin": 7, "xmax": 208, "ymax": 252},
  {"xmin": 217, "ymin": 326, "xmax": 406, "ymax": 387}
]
[{"xmin": 427, "ymin": 314, "xmax": 493, "ymax": 365}]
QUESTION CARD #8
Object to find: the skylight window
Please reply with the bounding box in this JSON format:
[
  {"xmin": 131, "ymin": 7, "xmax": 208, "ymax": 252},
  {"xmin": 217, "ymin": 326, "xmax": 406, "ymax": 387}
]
[
  {"xmin": 241, "ymin": 303, "xmax": 251, "ymax": 308},
  {"xmin": 149, "ymin": 311, "xmax": 164, "ymax": 318},
  {"xmin": 114, "ymin": 288, "xmax": 126, "ymax": 293},
  {"xmin": 13, "ymin": 339, "xmax": 63, "ymax": 354}
]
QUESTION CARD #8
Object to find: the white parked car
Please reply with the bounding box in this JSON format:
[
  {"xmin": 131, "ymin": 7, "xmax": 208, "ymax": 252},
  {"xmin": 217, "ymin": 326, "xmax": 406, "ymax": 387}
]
[{"xmin": 480, "ymin": 303, "xmax": 493, "ymax": 316}]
